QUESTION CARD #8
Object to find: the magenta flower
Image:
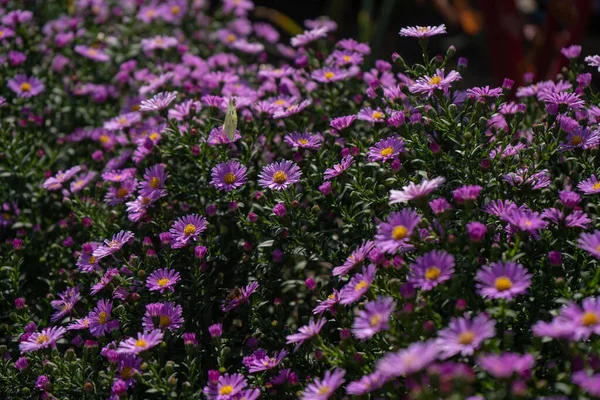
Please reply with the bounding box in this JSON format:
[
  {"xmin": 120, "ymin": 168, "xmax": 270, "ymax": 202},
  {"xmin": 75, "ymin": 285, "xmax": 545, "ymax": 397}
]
[
  {"xmin": 544, "ymin": 91, "xmax": 585, "ymax": 111},
  {"xmin": 19, "ymin": 326, "xmax": 66, "ymax": 353},
  {"xmin": 169, "ymin": 214, "xmax": 208, "ymax": 249},
  {"xmin": 477, "ymin": 352, "xmax": 535, "ymax": 378},
  {"xmin": 312, "ymin": 290, "xmax": 341, "ymax": 315},
  {"xmin": 578, "ymin": 174, "xmax": 600, "ymax": 195},
  {"xmin": 573, "ymin": 370, "xmax": 600, "ymax": 397},
  {"xmin": 93, "ymin": 230, "xmax": 134, "ymax": 260},
  {"xmin": 559, "ymin": 297, "xmax": 600, "ymax": 340},
  {"xmin": 399, "ymin": 24, "xmax": 446, "ymax": 38},
  {"xmin": 221, "ymin": 282, "xmax": 259, "ymax": 312},
  {"xmin": 300, "ymin": 368, "xmax": 345, "ymax": 400},
  {"xmin": 247, "ymin": 349, "xmax": 288, "ymax": 373},
  {"xmin": 561, "ymin": 44, "xmax": 582, "ymax": 59},
  {"xmin": 561, "ymin": 127, "xmax": 600, "ymax": 150},
  {"xmin": 203, "ymin": 373, "xmax": 248, "ymax": 400},
  {"xmin": 333, "ymin": 241, "xmax": 375, "ymax": 277},
  {"xmin": 146, "ymin": 268, "xmax": 181, "ymax": 293},
  {"xmin": 339, "ymin": 264, "xmax": 377, "ymax": 305},
  {"xmin": 466, "ymin": 86, "xmax": 503, "ymax": 101},
  {"xmin": 74, "ymin": 45, "xmax": 110, "ymax": 62},
  {"xmin": 502, "ymin": 208, "xmax": 548, "ymax": 238},
  {"xmin": 42, "ymin": 166, "xmax": 82, "ymax": 191},
  {"xmin": 272, "ymin": 99, "xmax": 311, "ymax": 119},
  {"xmin": 453, "ymin": 185, "xmax": 482, "ymax": 204},
  {"xmin": 357, "ymin": 107, "xmax": 386, "ymax": 123},
  {"xmin": 578, "ymin": 230, "xmax": 600, "ymax": 258},
  {"xmin": 88, "ymin": 299, "xmax": 119, "ymax": 337},
  {"xmin": 352, "ymin": 296, "xmax": 396, "ymax": 340},
  {"xmin": 389, "ymin": 177, "xmax": 445, "ymax": 204},
  {"xmin": 323, "ymin": 155, "xmax": 354, "ymax": 180},
  {"xmin": 140, "ymin": 91, "xmax": 178, "ymax": 111},
  {"xmin": 436, "ymin": 314, "xmax": 496, "ymax": 358},
  {"xmin": 475, "ymin": 261, "xmax": 531, "ymax": 300},
  {"xmin": 330, "ymin": 115, "xmax": 356, "ymax": 131},
  {"xmin": 50, "ymin": 287, "xmax": 81, "ymax": 322},
  {"xmin": 284, "ymin": 132, "xmax": 323, "ymax": 150},
  {"xmin": 258, "ymin": 160, "xmax": 302, "ymax": 190},
  {"xmin": 376, "ymin": 340, "xmax": 439, "ymax": 377},
  {"xmin": 409, "ymin": 69, "xmax": 461, "ymax": 98},
  {"xmin": 117, "ymin": 330, "xmax": 164, "ymax": 354},
  {"xmin": 286, "ymin": 318, "xmax": 326, "ymax": 350},
  {"xmin": 103, "ymin": 112, "xmax": 141, "ymax": 131},
  {"xmin": 374, "ymin": 209, "xmax": 422, "ymax": 253},
  {"xmin": 139, "ymin": 163, "xmax": 168, "ymax": 197},
  {"xmin": 290, "ymin": 27, "xmax": 328, "ymax": 47},
  {"xmin": 102, "ymin": 168, "xmax": 137, "ymax": 183},
  {"xmin": 210, "ymin": 161, "xmax": 248, "ymax": 192},
  {"xmin": 7, "ymin": 74, "xmax": 44, "ymax": 98},
  {"xmin": 311, "ymin": 67, "xmax": 357, "ymax": 83},
  {"xmin": 346, "ymin": 372, "xmax": 387, "ymax": 395},
  {"xmin": 367, "ymin": 136, "xmax": 405, "ymax": 162},
  {"xmin": 142, "ymin": 302, "xmax": 184, "ymax": 331},
  {"xmin": 408, "ymin": 250, "xmax": 455, "ymax": 291},
  {"xmin": 104, "ymin": 179, "xmax": 137, "ymax": 206}
]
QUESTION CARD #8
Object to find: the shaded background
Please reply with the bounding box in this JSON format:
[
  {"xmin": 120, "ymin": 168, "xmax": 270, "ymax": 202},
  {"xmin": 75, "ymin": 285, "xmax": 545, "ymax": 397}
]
[{"xmin": 254, "ymin": 0, "xmax": 600, "ymax": 86}]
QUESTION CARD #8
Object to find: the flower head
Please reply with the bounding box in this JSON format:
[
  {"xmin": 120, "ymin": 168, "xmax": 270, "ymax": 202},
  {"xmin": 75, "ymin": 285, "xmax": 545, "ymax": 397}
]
[
  {"xmin": 117, "ymin": 330, "xmax": 164, "ymax": 354},
  {"xmin": 399, "ymin": 24, "xmax": 446, "ymax": 38},
  {"xmin": 352, "ymin": 296, "xmax": 396, "ymax": 340},
  {"xmin": 169, "ymin": 214, "xmax": 208, "ymax": 249},
  {"xmin": 88, "ymin": 299, "xmax": 119, "ymax": 337},
  {"xmin": 376, "ymin": 341, "xmax": 439, "ymax": 377},
  {"xmin": 339, "ymin": 264, "xmax": 377, "ymax": 305},
  {"xmin": 375, "ymin": 209, "xmax": 422, "ymax": 253},
  {"xmin": 477, "ymin": 352, "xmax": 535, "ymax": 378},
  {"xmin": 19, "ymin": 326, "xmax": 66, "ymax": 353},
  {"xmin": 475, "ymin": 261, "xmax": 531, "ymax": 300},
  {"xmin": 146, "ymin": 268, "xmax": 181, "ymax": 293},
  {"xmin": 389, "ymin": 177, "xmax": 445, "ymax": 204},
  {"xmin": 221, "ymin": 282, "xmax": 259, "ymax": 312},
  {"xmin": 142, "ymin": 302, "xmax": 184, "ymax": 331},
  {"xmin": 368, "ymin": 136, "xmax": 405, "ymax": 162},
  {"xmin": 409, "ymin": 250, "xmax": 455, "ymax": 291},
  {"xmin": 140, "ymin": 91, "xmax": 178, "ymax": 111},
  {"xmin": 93, "ymin": 231, "xmax": 134, "ymax": 260},
  {"xmin": 436, "ymin": 314, "xmax": 496, "ymax": 358},
  {"xmin": 211, "ymin": 161, "xmax": 248, "ymax": 192},
  {"xmin": 286, "ymin": 318, "xmax": 326, "ymax": 350},
  {"xmin": 258, "ymin": 160, "xmax": 302, "ymax": 190},
  {"xmin": 300, "ymin": 369, "xmax": 345, "ymax": 400},
  {"xmin": 8, "ymin": 74, "xmax": 44, "ymax": 98}
]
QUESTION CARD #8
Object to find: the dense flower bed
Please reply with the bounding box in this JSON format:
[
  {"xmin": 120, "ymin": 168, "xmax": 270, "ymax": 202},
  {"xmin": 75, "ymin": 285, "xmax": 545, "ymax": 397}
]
[{"xmin": 3, "ymin": 1, "xmax": 600, "ymax": 399}]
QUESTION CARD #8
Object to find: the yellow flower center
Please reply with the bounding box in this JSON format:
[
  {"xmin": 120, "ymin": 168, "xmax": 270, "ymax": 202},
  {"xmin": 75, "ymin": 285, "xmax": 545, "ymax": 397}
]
[
  {"xmin": 494, "ymin": 276, "xmax": 513, "ymax": 292},
  {"xmin": 87, "ymin": 49, "xmax": 97, "ymax": 56},
  {"xmin": 135, "ymin": 339, "xmax": 147, "ymax": 348},
  {"xmin": 146, "ymin": 9, "xmax": 155, "ymax": 17},
  {"xmin": 328, "ymin": 293, "xmax": 336, "ymax": 299},
  {"xmin": 425, "ymin": 267, "xmax": 441, "ymax": 280},
  {"xmin": 582, "ymin": 311, "xmax": 599, "ymax": 326},
  {"xmin": 157, "ymin": 278, "xmax": 169, "ymax": 287},
  {"xmin": 98, "ymin": 311, "xmax": 108, "ymax": 324},
  {"xmin": 224, "ymin": 173, "xmax": 236, "ymax": 184},
  {"xmin": 150, "ymin": 177, "xmax": 160, "ymax": 189},
  {"xmin": 108, "ymin": 240, "xmax": 120, "ymax": 248},
  {"xmin": 298, "ymin": 139, "xmax": 309, "ymax": 145},
  {"xmin": 355, "ymin": 280, "xmax": 368, "ymax": 291},
  {"xmin": 20, "ymin": 82, "xmax": 31, "ymax": 92},
  {"xmin": 275, "ymin": 99, "xmax": 285, "ymax": 106},
  {"xmin": 149, "ymin": 132, "xmax": 159, "ymax": 141},
  {"xmin": 131, "ymin": 104, "xmax": 141, "ymax": 111},
  {"xmin": 121, "ymin": 367, "xmax": 133, "ymax": 379},
  {"xmin": 171, "ymin": 5, "xmax": 180, "ymax": 14},
  {"xmin": 100, "ymin": 134, "xmax": 110, "ymax": 144},
  {"xmin": 324, "ymin": 71, "xmax": 335, "ymax": 80},
  {"xmin": 593, "ymin": 182, "xmax": 600, "ymax": 191},
  {"xmin": 380, "ymin": 146, "xmax": 393, "ymax": 157},
  {"xmin": 0, "ymin": 31, "xmax": 4, "ymax": 38},
  {"xmin": 115, "ymin": 175, "xmax": 122, "ymax": 180},
  {"xmin": 317, "ymin": 386, "xmax": 331, "ymax": 395},
  {"xmin": 159, "ymin": 315, "xmax": 171, "ymax": 327},
  {"xmin": 118, "ymin": 118, "xmax": 128, "ymax": 125},
  {"xmin": 458, "ymin": 330, "xmax": 476, "ymax": 345},
  {"xmin": 117, "ymin": 188, "xmax": 129, "ymax": 198},
  {"xmin": 183, "ymin": 224, "xmax": 197, "ymax": 236},
  {"xmin": 273, "ymin": 171, "xmax": 288, "ymax": 184},
  {"xmin": 392, "ymin": 225, "xmax": 408, "ymax": 240},
  {"xmin": 372, "ymin": 111, "xmax": 384, "ymax": 120},
  {"xmin": 220, "ymin": 385, "xmax": 234, "ymax": 395},
  {"xmin": 418, "ymin": 26, "xmax": 428, "ymax": 32},
  {"xmin": 226, "ymin": 34, "xmax": 236, "ymax": 43},
  {"xmin": 570, "ymin": 135, "xmax": 584, "ymax": 146},
  {"xmin": 429, "ymin": 76, "xmax": 442, "ymax": 85},
  {"xmin": 370, "ymin": 315, "xmax": 381, "ymax": 326},
  {"xmin": 343, "ymin": 55, "xmax": 351, "ymax": 62},
  {"xmin": 36, "ymin": 334, "xmax": 50, "ymax": 344},
  {"xmin": 525, "ymin": 220, "xmax": 532, "ymax": 227},
  {"xmin": 141, "ymin": 197, "xmax": 151, "ymax": 205},
  {"xmin": 88, "ymin": 256, "xmax": 96, "ymax": 264}
]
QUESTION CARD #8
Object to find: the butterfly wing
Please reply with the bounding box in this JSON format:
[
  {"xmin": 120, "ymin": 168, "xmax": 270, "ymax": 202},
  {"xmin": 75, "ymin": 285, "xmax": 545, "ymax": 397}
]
[{"xmin": 223, "ymin": 98, "xmax": 238, "ymax": 141}]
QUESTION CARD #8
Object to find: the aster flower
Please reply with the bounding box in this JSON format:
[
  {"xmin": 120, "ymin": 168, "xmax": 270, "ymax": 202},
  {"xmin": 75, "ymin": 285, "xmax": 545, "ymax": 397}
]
[
  {"xmin": 502, "ymin": 208, "xmax": 548, "ymax": 238},
  {"xmin": 19, "ymin": 326, "xmax": 66, "ymax": 353},
  {"xmin": 389, "ymin": 177, "xmax": 445, "ymax": 204},
  {"xmin": 286, "ymin": 318, "xmax": 326, "ymax": 350},
  {"xmin": 284, "ymin": 133, "xmax": 323, "ymax": 150},
  {"xmin": 466, "ymin": 86, "xmax": 503, "ymax": 101},
  {"xmin": 300, "ymin": 369, "xmax": 345, "ymax": 400},
  {"xmin": 545, "ymin": 91, "xmax": 585, "ymax": 111},
  {"xmin": 93, "ymin": 231, "xmax": 134, "ymax": 260},
  {"xmin": 484, "ymin": 199, "xmax": 517, "ymax": 218},
  {"xmin": 203, "ymin": 373, "xmax": 248, "ymax": 400},
  {"xmin": 453, "ymin": 185, "xmax": 482, "ymax": 204},
  {"xmin": 291, "ymin": 27, "xmax": 328, "ymax": 47},
  {"xmin": 374, "ymin": 209, "xmax": 422, "ymax": 253},
  {"xmin": 408, "ymin": 250, "xmax": 455, "ymax": 291},
  {"xmin": 42, "ymin": 166, "xmax": 82, "ymax": 191},
  {"xmin": 104, "ymin": 178, "xmax": 137, "ymax": 206},
  {"xmin": 357, "ymin": 107, "xmax": 386, "ymax": 123},
  {"xmin": 352, "ymin": 296, "xmax": 396, "ymax": 340},
  {"xmin": 409, "ymin": 69, "xmax": 461, "ymax": 98},
  {"xmin": 146, "ymin": 268, "xmax": 181, "ymax": 293},
  {"xmin": 77, "ymin": 242, "xmax": 101, "ymax": 272},
  {"xmin": 168, "ymin": 99, "xmax": 202, "ymax": 120},
  {"xmin": 210, "ymin": 161, "xmax": 247, "ymax": 192},
  {"xmin": 330, "ymin": 115, "xmax": 356, "ymax": 131},
  {"xmin": 339, "ymin": 264, "xmax": 377, "ymax": 305},
  {"xmin": 312, "ymin": 290, "xmax": 341, "ymax": 315},
  {"xmin": 558, "ymin": 297, "xmax": 600, "ymax": 340},
  {"xmin": 117, "ymin": 330, "xmax": 164, "ymax": 354},
  {"xmin": 346, "ymin": 372, "xmax": 387, "ymax": 395},
  {"xmin": 70, "ymin": 171, "xmax": 97, "ymax": 193},
  {"xmin": 586, "ymin": 55, "xmax": 600, "ymax": 70},
  {"xmin": 102, "ymin": 168, "xmax": 137, "ymax": 183},
  {"xmin": 221, "ymin": 282, "xmax": 259, "ymax": 312},
  {"xmin": 74, "ymin": 45, "xmax": 110, "ymax": 62},
  {"xmin": 142, "ymin": 302, "xmax": 184, "ymax": 331},
  {"xmin": 578, "ymin": 174, "xmax": 600, "ymax": 195},
  {"xmin": 258, "ymin": 160, "xmax": 302, "ymax": 190},
  {"xmin": 333, "ymin": 241, "xmax": 375, "ymax": 277},
  {"xmin": 578, "ymin": 230, "xmax": 600, "ymax": 258},
  {"xmin": 118, "ymin": 355, "xmax": 142, "ymax": 386},
  {"xmin": 139, "ymin": 91, "xmax": 178, "ymax": 111},
  {"xmin": 169, "ymin": 214, "xmax": 208, "ymax": 249},
  {"xmin": 126, "ymin": 191, "xmax": 164, "ymax": 222},
  {"xmin": 367, "ymin": 136, "xmax": 405, "ymax": 162},
  {"xmin": 477, "ymin": 353, "xmax": 535, "ymax": 378},
  {"xmin": 247, "ymin": 350, "xmax": 288, "ymax": 373},
  {"xmin": 399, "ymin": 24, "xmax": 446, "ymax": 38},
  {"xmin": 7, "ymin": 74, "xmax": 44, "ymax": 98},
  {"xmin": 573, "ymin": 370, "xmax": 600, "ymax": 397},
  {"xmin": 561, "ymin": 127, "xmax": 600, "ymax": 150},
  {"xmin": 139, "ymin": 163, "xmax": 168, "ymax": 197},
  {"xmin": 50, "ymin": 287, "xmax": 81, "ymax": 322},
  {"xmin": 67, "ymin": 318, "xmax": 90, "ymax": 331},
  {"xmin": 561, "ymin": 44, "xmax": 582, "ymax": 59},
  {"xmin": 323, "ymin": 155, "xmax": 354, "ymax": 180},
  {"xmin": 88, "ymin": 299, "xmax": 119, "ymax": 337},
  {"xmin": 475, "ymin": 261, "xmax": 531, "ymax": 300},
  {"xmin": 436, "ymin": 314, "xmax": 496, "ymax": 358},
  {"xmin": 91, "ymin": 268, "xmax": 120, "ymax": 295},
  {"xmin": 272, "ymin": 99, "xmax": 312, "ymax": 119},
  {"xmin": 376, "ymin": 341, "xmax": 439, "ymax": 377},
  {"xmin": 103, "ymin": 112, "xmax": 141, "ymax": 131},
  {"xmin": 311, "ymin": 67, "xmax": 357, "ymax": 83}
]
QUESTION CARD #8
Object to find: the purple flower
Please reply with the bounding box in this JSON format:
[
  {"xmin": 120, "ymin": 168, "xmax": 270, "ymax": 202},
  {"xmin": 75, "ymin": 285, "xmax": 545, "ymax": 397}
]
[
  {"xmin": 376, "ymin": 340, "xmax": 439, "ymax": 377},
  {"xmin": 300, "ymin": 368, "xmax": 345, "ymax": 400},
  {"xmin": 74, "ymin": 45, "xmax": 110, "ymax": 62},
  {"xmin": 323, "ymin": 155, "xmax": 354, "ymax": 180},
  {"xmin": 475, "ymin": 261, "xmax": 531, "ymax": 300},
  {"xmin": 466, "ymin": 86, "xmax": 503, "ymax": 101},
  {"xmin": 357, "ymin": 107, "xmax": 386, "ymax": 123},
  {"xmin": 50, "ymin": 287, "xmax": 81, "ymax": 322},
  {"xmin": 399, "ymin": 24, "xmax": 446, "ymax": 38},
  {"xmin": 436, "ymin": 314, "xmax": 496, "ymax": 358},
  {"xmin": 352, "ymin": 296, "xmax": 396, "ymax": 340},
  {"xmin": 210, "ymin": 161, "xmax": 248, "ymax": 192},
  {"xmin": 374, "ymin": 209, "xmax": 422, "ymax": 253},
  {"xmin": 42, "ymin": 166, "xmax": 82, "ymax": 190},
  {"xmin": 561, "ymin": 45, "xmax": 582, "ymax": 59},
  {"xmin": 430, "ymin": 198, "xmax": 452, "ymax": 214},
  {"xmin": 19, "ymin": 326, "xmax": 66, "ymax": 353},
  {"xmin": 208, "ymin": 323, "xmax": 223, "ymax": 338},
  {"xmin": 7, "ymin": 74, "xmax": 44, "ymax": 98},
  {"xmin": 169, "ymin": 214, "xmax": 208, "ymax": 249},
  {"xmin": 545, "ymin": 91, "xmax": 585, "ymax": 111},
  {"xmin": 559, "ymin": 297, "xmax": 600, "ymax": 340},
  {"xmin": 453, "ymin": 185, "xmax": 482, "ymax": 204},
  {"xmin": 367, "ymin": 136, "xmax": 405, "ymax": 162},
  {"xmin": 146, "ymin": 268, "xmax": 181, "ymax": 293},
  {"xmin": 389, "ymin": 177, "xmax": 445, "ymax": 204},
  {"xmin": 291, "ymin": 27, "xmax": 328, "ymax": 47},
  {"xmin": 502, "ymin": 208, "xmax": 548, "ymax": 238},
  {"xmin": 247, "ymin": 349, "xmax": 288, "ymax": 373},
  {"xmin": 273, "ymin": 203, "xmax": 287, "ymax": 217},
  {"xmin": 330, "ymin": 115, "xmax": 356, "ymax": 131},
  {"xmin": 258, "ymin": 160, "xmax": 302, "ymax": 190},
  {"xmin": 14, "ymin": 357, "xmax": 28, "ymax": 371},
  {"xmin": 346, "ymin": 372, "xmax": 387, "ymax": 395},
  {"xmin": 561, "ymin": 127, "xmax": 600, "ymax": 150},
  {"xmin": 410, "ymin": 69, "xmax": 461, "ymax": 98},
  {"xmin": 284, "ymin": 133, "xmax": 323, "ymax": 150},
  {"xmin": 477, "ymin": 353, "xmax": 535, "ymax": 378},
  {"xmin": 339, "ymin": 264, "xmax": 377, "ymax": 305},
  {"xmin": 466, "ymin": 221, "xmax": 486, "ymax": 242},
  {"xmin": 578, "ymin": 230, "xmax": 600, "ymax": 258},
  {"xmin": 117, "ymin": 330, "xmax": 164, "ymax": 354},
  {"xmin": 286, "ymin": 318, "xmax": 326, "ymax": 350},
  {"xmin": 408, "ymin": 250, "xmax": 455, "ymax": 291},
  {"xmin": 312, "ymin": 290, "xmax": 341, "ymax": 315},
  {"xmin": 104, "ymin": 179, "xmax": 137, "ymax": 206},
  {"xmin": 203, "ymin": 372, "xmax": 248, "ymax": 400},
  {"xmin": 560, "ymin": 190, "xmax": 581, "ymax": 208},
  {"xmin": 88, "ymin": 299, "xmax": 119, "ymax": 337},
  {"xmin": 103, "ymin": 112, "xmax": 141, "ymax": 131},
  {"xmin": 140, "ymin": 91, "xmax": 178, "ymax": 111},
  {"xmin": 221, "ymin": 282, "xmax": 259, "ymax": 312},
  {"xmin": 142, "ymin": 302, "xmax": 184, "ymax": 331},
  {"xmin": 93, "ymin": 230, "xmax": 134, "ymax": 260},
  {"xmin": 139, "ymin": 163, "xmax": 168, "ymax": 197},
  {"xmin": 333, "ymin": 241, "xmax": 375, "ymax": 277},
  {"xmin": 578, "ymin": 174, "xmax": 600, "ymax": 195},
  {"xmin": 573, "ymin": 370, "xmax": 600, "ymax": 397},
  {"xmin": 272, "ymin": 99, "xmax": 312, "ymax": 119},
  {"xmin": 102, "ymin": 168, "xmax": 137, "ymax": 183}
]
